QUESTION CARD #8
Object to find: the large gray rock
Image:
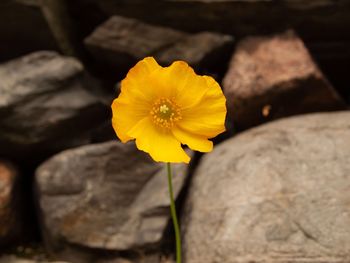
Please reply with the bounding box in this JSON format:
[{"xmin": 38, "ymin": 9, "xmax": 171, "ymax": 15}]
[
  {"xmin": 223, "ymin": 30, "xmax": 346, "ymax": 130},
  {"xmin": 0, "ymin": 51, "xmax": 109, "ymax": 160},
  {"xmin": 35, "ymin": 141, "xmax": 190, "ymax": 263},
  {"xmin": 84, "ymin": 16, "xmax": 233, "ymax": 75},
  {"xmin": 0, "ymin": 160, "xmax": 21, "ymax": 246},
  {"xmin": 183, "ymin": 111, "xmax": 350, "ymax": 263}
]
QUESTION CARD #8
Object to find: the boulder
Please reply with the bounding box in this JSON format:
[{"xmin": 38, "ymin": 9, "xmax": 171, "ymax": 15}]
[
  {"xmin": 84, "ymin": 16, "xmax": 233, "ymax": 75},
  {"xmin": 0, "ymin": 160, "xmax": 21, "ymax": 246},
  {"xmin": 0, "ymin": 51, "xmax": 109, "ymax": 161},
  {"xmin": 223, "ymin": 30, "xmax": 346, "ymax": 130},
  {"xmin": 183, "ymin": 111, "xmax": 350, "ymax": 263},
  {"xmin": 35, "ymin": 141, "xmax": 190, "ymax": 262}
]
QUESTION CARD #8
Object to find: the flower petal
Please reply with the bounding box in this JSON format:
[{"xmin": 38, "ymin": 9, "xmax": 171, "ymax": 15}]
[
  {"xmin": 172, "ymin": 127, "xmax": 213, "ymax": 153},
  {"xmin": 121, "ymin": 57, "xmax": 162, "ymax": 103},
  {"xmin": 128, "ymin": 117, "xmax": 190, "ymax": 163},
  {"xmin": 178, "ymin": 76, "xmax": 227, "ymax": 138},
  {"xmin": 111, "ymin": 93, "xmax": 149, "ymax": 143},
  {"xmin": 150, "ymin": 61, "xmax": 210, "ymax": 108}
]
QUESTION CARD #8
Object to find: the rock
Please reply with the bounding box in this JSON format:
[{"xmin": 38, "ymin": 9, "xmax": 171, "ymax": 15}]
[
  {"xmin": 35, "ymin": 141, "xmax": 190, "ymax": 262},
  {"xmin": 84, "ymin": 16, "xmax": 233, "ymax": 75},
  {"xmin": 0, "ymin": 0, "xmax": 78, "ymax": 62},
  {"xmin": 0, "ymin": 161, "xmax": 21, "ymax": 246},
  {"xmin": 156, "ymin": 32, "xmax": 234, "ymax": 74},
  {"xmin": 183, "ymin": 111, "xmax": 350, "ymax": 263},
  {"xmin": 84, "ymin": 16, "xmax": 187, "ymax": 72},
  {"xmin": 0, "ymin": 255, "xmax": 69, "ymax": 263},
  {"xmin": 71, "ymin": 0, "xmax": 350, "ymax": 44},
  {"xmin": 0, "ymin": 51, "xmax": 109, "ymax": 161},
  {"xmin": 97, "ymin": 254, "xmax": 167, "ymax": 263},
  {"xmin": 223, "ymin": 30, "xmax": 346, "ymax": 130}
]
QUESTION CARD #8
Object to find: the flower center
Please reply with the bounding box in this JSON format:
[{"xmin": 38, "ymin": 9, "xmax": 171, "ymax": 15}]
[{"xmin": 150, "ymin": 98, "xmax": 181, "ymax": 129}]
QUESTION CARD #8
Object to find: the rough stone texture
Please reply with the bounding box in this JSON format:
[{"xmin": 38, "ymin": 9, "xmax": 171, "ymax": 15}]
[
  {"xmin": 0, "ymin": 255, "xmax": 69, "ymax": 263},
  {"xmin": 96, "ymin": 254, "xmax": 173, "ymax": 263},
  {"xmin": 156, "ymin": 32, "xmax": 234, "ymax": 73},
  {"xmin": 71, "ymin": 0, "xmax": 350, "ymax": 44},
  {"xmin": 0, "ymin": 51, "xmax": 109, "ymax": 161},
  {"xmin": 223, "ymin": 30, "xmax": 346, "ymax": 130},
  {"xmin": 84, "ymin": 16, "xmax": 233, "ymax": 74},
  {"xmin": 84, "ymin": 16, "xmax": 187, "ymax": 71},
  {"xmin": 183, "ymin": 111, "xmax": 350, "ymax": 263},
  {"xmin": 0, "ymin": 161, "xmax": 21, "ymax": 246},
  {"xmin": 35, "ymin": 141, "xmax": 190, "ymax": 263},
  {"xmin": 0, "ymin": 0, "xmax": 79, "ymax": 60},
  {"xmin": 77, "ymin": 2, "xmax": 350, "ymax": 101},
  {"xmin": 0, "ymin": 0, "xmax": 59, "ymax": 62}
]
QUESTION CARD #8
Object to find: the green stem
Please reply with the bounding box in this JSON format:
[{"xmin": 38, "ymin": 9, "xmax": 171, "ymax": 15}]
[{"xmin": 167, "ymin": 163, "xmax": 182, "ymax": 263}]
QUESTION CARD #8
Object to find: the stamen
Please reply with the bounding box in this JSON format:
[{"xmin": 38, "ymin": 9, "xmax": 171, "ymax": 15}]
[{"xmin": 150, "ymin": 98, "xmax": 181, "ymax": 129}]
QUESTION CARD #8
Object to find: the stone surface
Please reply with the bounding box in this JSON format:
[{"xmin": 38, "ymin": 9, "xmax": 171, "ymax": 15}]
[
  {"xmin": 0, "ymin": 51, "xmax": 109, "ymax": 161},
  {"xmin": 223, "ymin": 30, "xmax": 346, "ymax": 130},
  {"xmin": 183, "ymin": 111, "xmax": 350, "ymax": 263},
  {"xmin": 0, "ymin": 0, "xmax": 79, "ymax": 61},
  {"xmin": 96, "ymin": 254, "xmax": 173, "ymax": 263},
  {"xmin": 0, "ymin": 161, "xmax": 21, "ymax": 246},
  {"xmin": 35, "ymin": 141, "xmax": 190, "ymax": 262},
  {"xmin": 84, "ymin": 16, "xmax": 233, "ymax": 75},
  {"xmin": 156, "ymin": 32, "xmax": 233, "ymax": 73},
  {"xmin": 71, "ymin": 0, "xmax": 350, "ymax": 43},
  {"xmin": 84, "ymin": 15, "xmax": 187, "ymax": 72},
  {"xmin": 0, "ymin": 255, "xmax": 69, "ymax": 263},
  {"xmin": 0, "ymin": 0, "xmax": 59, "ymax": 62}
]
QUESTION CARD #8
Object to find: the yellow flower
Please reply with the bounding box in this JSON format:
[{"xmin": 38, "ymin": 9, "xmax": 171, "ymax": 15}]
[{"xmin": 111, "ymin": 57, "xmax": 226, "ymax": 163}]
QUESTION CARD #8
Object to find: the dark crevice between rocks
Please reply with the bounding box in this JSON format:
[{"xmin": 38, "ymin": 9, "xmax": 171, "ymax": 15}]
[{"xmin": 0, "ymin": 163, "xmax": 42, "ymax": 257}]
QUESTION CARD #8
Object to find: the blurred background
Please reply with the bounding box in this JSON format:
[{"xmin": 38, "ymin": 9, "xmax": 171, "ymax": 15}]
[{"xmin": 0, "ymin": 0, "xmax": 349, "ymax": 263}]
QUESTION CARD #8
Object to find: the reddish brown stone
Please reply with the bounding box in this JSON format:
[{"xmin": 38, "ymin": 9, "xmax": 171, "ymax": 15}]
[
  {"xmin": 0, "ymin": 160, "xmax": 20, "ymax": 246},
  {"xmin": 223, "ymin": 30, "xmax": 346, "ymax": 130}
]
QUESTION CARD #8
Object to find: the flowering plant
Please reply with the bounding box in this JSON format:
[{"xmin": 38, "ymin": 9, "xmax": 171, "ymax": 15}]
[{"xmin": 112, "ymin": 57, "xmax": 226, "ymax": 262}]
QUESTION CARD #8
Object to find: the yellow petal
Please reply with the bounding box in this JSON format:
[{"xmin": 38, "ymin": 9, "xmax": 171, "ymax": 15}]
[
  {"xmin": 172, "ymin": 127, "xmax": 213, "ymax": 153},
  {"xmin": 111, "ymin": 93, "xmax": 149, "ymax": 143},
  {"xmin": 150, "ymin": 61, "xmax": 210, "ymax": 108},
  {"xmin": 121, "ymin": 57, "xmax": 162, "ymax": 103},
  {"xmin": 178, "ymin": 76, "xmax": 226, "ymax": 138},
  {"xmin": 128, "ymin": 117, "xmax": 190, "ymax": 163}
]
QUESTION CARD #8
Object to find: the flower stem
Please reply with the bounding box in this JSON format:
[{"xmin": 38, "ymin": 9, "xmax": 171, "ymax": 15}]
[{"xmin": 166, "ymin": 163, "xmax": 182, "ymax": 263}]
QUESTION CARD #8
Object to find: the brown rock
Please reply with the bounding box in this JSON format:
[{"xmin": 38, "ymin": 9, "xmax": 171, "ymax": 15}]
[
  {"xmin": 183, "ymin": 111, "xmax": 350, "ymax": 263},
  {"xmin": 84, "ymin": 16, "xmax": 233, "ymax": 75},
  {"xmin": 223, "ymin": 30, "xmax": 346, "ymax": 130},
  {"xmin": 0, "ymin": 161, "xmax": 21, "ymax": 246},
  {"xmin": 35, "ymin": 141, "xmax": 190, "ymax": 263}
]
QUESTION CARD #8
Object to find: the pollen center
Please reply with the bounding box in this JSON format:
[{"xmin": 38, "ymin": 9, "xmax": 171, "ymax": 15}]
[{"xmin": 150, "ymin": 98, "xmax": 181, "ymax": 129}]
